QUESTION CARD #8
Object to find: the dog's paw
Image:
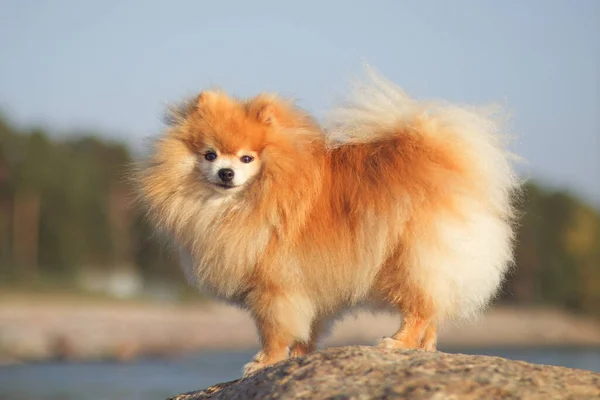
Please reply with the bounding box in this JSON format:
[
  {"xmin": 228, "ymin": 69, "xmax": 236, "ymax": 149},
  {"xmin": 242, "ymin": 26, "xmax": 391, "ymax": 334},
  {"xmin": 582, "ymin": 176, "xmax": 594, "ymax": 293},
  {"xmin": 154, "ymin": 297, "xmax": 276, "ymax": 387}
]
[
  {"xmin": 419, "ymin": 336, "xmax": 437, "ymax": 352},
  {"xmin": 289, "ymin": 342, "xmax": 313, "ymax": 358},
  {"xmin": 421, "ymin": 341, "xmax": 437, "ymax": 352},
  {"xmin": 242, "ymin": 360, "xmax": 267, "ymax": 378},
  {"xmin": 378, "ymin": 337, "xmax": 411, "ymax": 349}
]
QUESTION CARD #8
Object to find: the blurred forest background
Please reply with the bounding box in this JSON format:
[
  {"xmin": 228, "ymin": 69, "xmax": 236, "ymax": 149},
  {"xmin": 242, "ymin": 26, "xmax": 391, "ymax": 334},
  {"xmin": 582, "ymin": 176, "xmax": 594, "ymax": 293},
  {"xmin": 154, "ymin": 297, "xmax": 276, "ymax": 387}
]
[{"xmin": 0, "ymin": 114, "xmax": 599, "ymax": 317}]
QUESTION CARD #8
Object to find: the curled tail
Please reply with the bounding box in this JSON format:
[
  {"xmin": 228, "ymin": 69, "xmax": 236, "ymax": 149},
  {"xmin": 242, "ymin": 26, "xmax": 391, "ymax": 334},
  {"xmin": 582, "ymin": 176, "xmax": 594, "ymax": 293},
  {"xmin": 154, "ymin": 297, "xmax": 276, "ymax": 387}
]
[
  {"xmin": 327, "ymin": 67, "xmax": 522, "ymax": 320},
  {"xmin": 326, "ymin": 66, "xmax": 520, "ymax": 223}
]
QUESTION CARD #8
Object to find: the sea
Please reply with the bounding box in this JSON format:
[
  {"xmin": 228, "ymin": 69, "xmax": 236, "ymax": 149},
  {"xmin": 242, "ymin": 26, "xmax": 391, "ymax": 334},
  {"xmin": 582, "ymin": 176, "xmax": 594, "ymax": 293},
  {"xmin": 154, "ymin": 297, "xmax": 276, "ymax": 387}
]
[{"xmin": 0, "ymin": 346, "xmax": 599, "ymax": 400}]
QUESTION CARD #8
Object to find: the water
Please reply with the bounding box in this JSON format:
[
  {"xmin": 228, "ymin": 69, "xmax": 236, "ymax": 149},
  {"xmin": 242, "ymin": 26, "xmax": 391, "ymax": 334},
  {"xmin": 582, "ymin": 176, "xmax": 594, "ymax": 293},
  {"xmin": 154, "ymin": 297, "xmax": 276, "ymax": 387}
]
[{"xmin": 0, "ymin": 347, "xmax": 598, "ymax": 400}]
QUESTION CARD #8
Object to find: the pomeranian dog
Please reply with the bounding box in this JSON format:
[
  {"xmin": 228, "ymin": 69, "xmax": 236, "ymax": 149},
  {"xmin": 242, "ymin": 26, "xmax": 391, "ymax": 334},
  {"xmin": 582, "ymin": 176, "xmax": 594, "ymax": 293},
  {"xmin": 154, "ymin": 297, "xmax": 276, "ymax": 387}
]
[{"xmin": 135, "ymin": 70, "xmax": 519, "ymax": 376}]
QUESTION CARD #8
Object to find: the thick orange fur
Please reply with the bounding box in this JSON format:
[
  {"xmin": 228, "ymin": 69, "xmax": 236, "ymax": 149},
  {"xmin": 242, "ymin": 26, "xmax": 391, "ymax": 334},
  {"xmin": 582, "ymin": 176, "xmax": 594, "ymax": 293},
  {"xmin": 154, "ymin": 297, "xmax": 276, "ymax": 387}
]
[{"xmin": 135, "ymin": 74, "xmax": 519, "ymax": 376}]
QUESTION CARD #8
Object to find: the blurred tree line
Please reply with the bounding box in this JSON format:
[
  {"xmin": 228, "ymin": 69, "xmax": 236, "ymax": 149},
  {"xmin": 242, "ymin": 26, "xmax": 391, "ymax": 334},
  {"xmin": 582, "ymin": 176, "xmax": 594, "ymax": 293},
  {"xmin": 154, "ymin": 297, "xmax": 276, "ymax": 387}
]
[
  {"xmin": 0, "ymin": 115, "xmax": 183, "ymax": 291},
  {"xmin": 0, "ymin": 115, "xmax": 598, "ymax": 315},
  {"xmin": 503, "ymin": 182, "xmax": 600, "ymax": 315}
]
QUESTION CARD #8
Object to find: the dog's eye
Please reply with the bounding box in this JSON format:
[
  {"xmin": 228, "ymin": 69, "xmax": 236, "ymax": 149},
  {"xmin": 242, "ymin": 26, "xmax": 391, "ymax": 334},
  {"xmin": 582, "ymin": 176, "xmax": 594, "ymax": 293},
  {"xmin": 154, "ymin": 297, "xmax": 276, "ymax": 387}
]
[
  {"xmin": 204, "ymin": 152, "xmax": 217, "ymax": 161},
  {"xmin": 240, "ymin": 155, "xmax": 254, "ymax": 163}
]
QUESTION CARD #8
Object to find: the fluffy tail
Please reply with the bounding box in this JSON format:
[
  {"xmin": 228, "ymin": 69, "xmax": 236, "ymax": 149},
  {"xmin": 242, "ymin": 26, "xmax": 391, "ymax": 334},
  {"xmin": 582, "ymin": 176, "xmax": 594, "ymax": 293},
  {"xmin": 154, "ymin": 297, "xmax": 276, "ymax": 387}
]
[
  {"xmin": 327, "ymin": 67, "xmax": 522, "ymax": 320},
  {"xmin": 326, "ymin": 66, "xmax": 422, "ymax": 144}
]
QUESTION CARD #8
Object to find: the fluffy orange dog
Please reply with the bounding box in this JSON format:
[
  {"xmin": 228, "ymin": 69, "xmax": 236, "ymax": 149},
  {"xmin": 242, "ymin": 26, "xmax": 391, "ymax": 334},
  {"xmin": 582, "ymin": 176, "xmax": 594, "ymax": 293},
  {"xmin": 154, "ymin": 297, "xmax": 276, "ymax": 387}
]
[{"xmin": 136, "ymin": 71, "xmax": 519, "ymax": 376}]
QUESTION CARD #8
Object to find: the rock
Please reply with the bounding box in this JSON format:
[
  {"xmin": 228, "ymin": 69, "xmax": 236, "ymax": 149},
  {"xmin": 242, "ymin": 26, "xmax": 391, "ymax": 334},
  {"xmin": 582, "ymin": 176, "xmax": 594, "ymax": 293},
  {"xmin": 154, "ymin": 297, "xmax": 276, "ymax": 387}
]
[{"xmin": 168, "ymin": 346, "xmax": 599, "ymax": 400}]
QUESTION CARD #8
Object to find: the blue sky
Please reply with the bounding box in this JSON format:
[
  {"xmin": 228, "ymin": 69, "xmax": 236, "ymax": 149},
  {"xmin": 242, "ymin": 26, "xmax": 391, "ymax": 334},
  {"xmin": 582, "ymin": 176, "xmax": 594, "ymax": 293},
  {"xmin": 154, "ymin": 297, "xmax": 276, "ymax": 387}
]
[{"xmin": 1, "ymin": 0, "xmax": 598, "ymax": 205}]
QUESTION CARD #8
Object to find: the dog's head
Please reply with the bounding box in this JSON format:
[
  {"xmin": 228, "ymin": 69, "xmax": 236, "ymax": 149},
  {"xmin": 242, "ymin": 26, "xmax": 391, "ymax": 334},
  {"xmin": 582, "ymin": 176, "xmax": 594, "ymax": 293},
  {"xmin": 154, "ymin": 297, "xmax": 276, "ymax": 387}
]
[{"xmin": 167, "ymin": 90, "xmax": 321, "ymax": 195}]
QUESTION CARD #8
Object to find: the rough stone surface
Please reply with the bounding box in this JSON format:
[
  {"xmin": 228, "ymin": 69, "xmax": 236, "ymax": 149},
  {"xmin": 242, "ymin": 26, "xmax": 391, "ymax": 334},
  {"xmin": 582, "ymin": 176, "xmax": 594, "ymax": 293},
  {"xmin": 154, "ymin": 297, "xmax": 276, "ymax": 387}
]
[{"xmin": 168, "ymin": 346, "xmax": 600, "ymax": 400}]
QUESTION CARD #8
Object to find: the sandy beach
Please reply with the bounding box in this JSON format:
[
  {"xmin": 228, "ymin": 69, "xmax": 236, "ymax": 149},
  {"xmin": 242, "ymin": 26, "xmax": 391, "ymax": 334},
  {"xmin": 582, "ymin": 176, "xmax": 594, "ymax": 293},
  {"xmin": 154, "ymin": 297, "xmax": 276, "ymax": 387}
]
[{"xmin": 1, "ymin": 294, "xmax": 599, "ymax": 364}]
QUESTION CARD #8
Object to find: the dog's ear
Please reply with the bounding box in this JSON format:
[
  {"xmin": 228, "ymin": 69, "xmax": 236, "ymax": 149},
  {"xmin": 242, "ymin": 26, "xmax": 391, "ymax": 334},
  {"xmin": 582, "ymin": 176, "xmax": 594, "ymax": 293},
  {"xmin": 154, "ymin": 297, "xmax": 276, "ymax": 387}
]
[
  {"xmin": 257, "ymin": 104, "xmax": 276, "ymax": 125},
  {"xmin": 248, "ymin": 95, "xmax": 281, "ymax": 126},
  {"xmin": 196, "ymin": 91, "xmax": 219, "ymax": 108}
]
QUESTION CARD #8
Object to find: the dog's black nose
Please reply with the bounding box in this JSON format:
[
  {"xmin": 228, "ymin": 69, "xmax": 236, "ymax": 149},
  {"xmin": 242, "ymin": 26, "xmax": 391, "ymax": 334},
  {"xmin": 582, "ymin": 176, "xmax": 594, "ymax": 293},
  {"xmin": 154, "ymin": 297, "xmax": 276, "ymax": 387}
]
[{"xmin": 218, "ymin": 168, "xmax": 235, "ymax": 182}]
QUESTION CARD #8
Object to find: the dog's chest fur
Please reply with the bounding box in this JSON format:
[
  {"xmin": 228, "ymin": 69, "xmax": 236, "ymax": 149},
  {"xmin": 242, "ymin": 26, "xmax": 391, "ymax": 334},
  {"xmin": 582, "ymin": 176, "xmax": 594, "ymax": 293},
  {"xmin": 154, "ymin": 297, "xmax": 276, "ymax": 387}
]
[{"xmin": 177, "ymin": 194, "xmax": 271, "ymax": 300}]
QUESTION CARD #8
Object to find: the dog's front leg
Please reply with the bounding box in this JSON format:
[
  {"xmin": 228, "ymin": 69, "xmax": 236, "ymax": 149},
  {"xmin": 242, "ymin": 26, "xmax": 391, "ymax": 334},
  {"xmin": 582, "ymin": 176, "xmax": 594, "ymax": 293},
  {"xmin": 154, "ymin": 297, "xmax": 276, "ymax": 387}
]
[{"xmin": 243, "ymin": 291, "xmax": 314, "ymax": 377}]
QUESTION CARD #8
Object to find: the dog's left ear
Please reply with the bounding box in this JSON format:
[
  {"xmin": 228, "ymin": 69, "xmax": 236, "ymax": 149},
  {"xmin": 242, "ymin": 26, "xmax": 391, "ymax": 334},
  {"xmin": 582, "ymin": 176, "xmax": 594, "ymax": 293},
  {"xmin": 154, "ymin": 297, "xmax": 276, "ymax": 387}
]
[
  {"xmin": 248, "ymin": 95, "xmax": 279, "ymax": 126},
  {"xmin": 258, "ymin": 104, "xmax": 277, "ymax": 125},
  {"xmin": 257, "ymin": 104, "xmax": 276, "ymax": 125},
  {"xmin": 197, "ymin": 90, "xmax": 221, "ymax": 109}
]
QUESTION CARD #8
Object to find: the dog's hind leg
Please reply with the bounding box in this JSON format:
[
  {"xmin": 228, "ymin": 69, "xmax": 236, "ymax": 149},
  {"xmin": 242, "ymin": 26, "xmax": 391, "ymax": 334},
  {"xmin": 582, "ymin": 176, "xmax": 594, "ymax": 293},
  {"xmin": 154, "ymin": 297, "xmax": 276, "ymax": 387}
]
[
  {"xmin": 374, "ymin": 264, "xmax": 437, "ymax": 350},
  {"xmin": 379, "ymin": 310, "xmax": 435, "ymax": 350},
  {"xmin": 419, "ymin": 321, "xmax": 437, "ymax": 351},
  {"xmin": 374, "ymin": 249, "xmax": 437, "ymax": 351}
]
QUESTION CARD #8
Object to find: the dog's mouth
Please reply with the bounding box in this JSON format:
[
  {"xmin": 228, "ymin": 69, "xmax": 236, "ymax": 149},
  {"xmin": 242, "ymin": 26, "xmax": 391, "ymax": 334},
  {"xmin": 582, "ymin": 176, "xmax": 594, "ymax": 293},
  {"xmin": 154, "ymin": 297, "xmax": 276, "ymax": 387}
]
[{"xmin": 214, "ymin": 182, "xmax": 236, "ymax": 190}]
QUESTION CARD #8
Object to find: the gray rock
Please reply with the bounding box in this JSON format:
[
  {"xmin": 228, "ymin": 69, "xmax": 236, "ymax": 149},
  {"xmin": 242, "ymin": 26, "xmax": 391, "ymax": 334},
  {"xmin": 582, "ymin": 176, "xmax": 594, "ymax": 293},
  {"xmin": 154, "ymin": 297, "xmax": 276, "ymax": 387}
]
[{"xmin": 168, "ymin": 346, "xmax": 600, "ymax": 400}]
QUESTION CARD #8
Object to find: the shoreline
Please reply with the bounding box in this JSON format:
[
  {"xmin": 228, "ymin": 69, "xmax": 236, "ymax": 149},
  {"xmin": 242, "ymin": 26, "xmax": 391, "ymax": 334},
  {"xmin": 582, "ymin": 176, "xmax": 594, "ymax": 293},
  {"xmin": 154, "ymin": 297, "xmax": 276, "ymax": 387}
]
[{"xmin": 1, "ymin": 295, "xmax": 600, "ymax": 365}]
